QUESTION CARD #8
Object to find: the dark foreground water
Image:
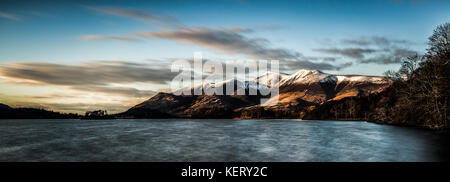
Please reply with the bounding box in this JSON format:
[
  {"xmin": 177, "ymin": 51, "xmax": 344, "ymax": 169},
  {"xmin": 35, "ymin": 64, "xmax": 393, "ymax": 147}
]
[{"xmin": 0, "ymin": 119, "xmax": 448, "ymax": 162}]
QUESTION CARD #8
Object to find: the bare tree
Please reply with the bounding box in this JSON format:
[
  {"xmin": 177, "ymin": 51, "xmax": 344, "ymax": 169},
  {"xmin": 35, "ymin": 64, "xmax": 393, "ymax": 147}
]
[
  {"xmin": 380, "ymin": 22, "xmax": 450, "ymax": 128},
  {"xmin": 427, "ymin": 22, "xmax": 450, "ymax": 58}
]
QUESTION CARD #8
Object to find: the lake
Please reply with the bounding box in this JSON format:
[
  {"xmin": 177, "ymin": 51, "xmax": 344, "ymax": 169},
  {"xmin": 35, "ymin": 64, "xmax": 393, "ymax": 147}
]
[{"xmin": 0, "ymin": 119, "xmax": 448, "ymax": 162}]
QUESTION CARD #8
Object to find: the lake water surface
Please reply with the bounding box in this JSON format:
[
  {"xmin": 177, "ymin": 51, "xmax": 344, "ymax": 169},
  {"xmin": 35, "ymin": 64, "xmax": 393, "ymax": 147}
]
[{"xmin": 0, "ymin": 119, "xmax": 448, "ymax": 162}]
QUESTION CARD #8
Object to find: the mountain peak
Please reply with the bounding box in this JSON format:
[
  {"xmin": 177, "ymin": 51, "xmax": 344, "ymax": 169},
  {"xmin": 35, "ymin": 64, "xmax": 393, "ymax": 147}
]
[
  {"xmin": 279, "ymin": 69, "xmax": 329, "ymax": 86},
  {"xmin": 292, "ymin": 69, "xmax": 324, "ymax": 76}
]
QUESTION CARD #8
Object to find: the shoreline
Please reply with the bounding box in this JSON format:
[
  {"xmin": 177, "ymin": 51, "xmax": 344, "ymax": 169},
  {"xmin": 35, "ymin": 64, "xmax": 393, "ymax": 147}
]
[{"xmin": 1, "ymin": 117, "xmax": 448, "ymax": 130}]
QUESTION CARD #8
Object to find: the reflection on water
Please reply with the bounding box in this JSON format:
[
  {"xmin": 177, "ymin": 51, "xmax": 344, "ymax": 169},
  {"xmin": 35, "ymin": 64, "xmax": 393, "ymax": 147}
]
[{"xmin": 0, "ymin": 119, "xmax": 448, "ymax": 162}]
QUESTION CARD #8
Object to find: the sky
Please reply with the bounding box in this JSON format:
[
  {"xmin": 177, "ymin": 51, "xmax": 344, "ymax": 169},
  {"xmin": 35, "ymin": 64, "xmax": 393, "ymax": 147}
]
[{"xmin": 0, "ymin": 0, "xmax": 449, "ymax": 113}]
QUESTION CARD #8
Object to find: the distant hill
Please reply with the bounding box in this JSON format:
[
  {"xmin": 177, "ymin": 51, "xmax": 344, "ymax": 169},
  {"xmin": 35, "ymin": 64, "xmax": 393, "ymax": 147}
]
[
  {"xmin": 0, "ymin": 103, "xmax": 80, "ymax": 119},
  {"xmin": 0, "ymin": 103, "xmax": 12, "ymax": 110}
]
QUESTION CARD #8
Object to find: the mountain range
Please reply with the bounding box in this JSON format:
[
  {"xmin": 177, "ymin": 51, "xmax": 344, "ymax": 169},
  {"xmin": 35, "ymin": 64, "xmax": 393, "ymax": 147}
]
[
  {"xmin": 117, "ymin": 69, "xmax": 393, "ymax": 119},
  {"xmin": 0, "ymin": 69, "xmax": 393, "ymax": 119}
]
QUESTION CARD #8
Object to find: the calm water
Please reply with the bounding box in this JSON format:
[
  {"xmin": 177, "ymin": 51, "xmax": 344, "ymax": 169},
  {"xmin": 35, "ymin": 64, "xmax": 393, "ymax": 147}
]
[{"xmin": 0, "ymin": 119, "xmax": 448, "ymax": 162}]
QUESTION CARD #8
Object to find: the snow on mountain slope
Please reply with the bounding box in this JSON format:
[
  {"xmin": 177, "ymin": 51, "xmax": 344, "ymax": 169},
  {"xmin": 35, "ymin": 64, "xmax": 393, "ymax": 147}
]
[
  {"xmin": 253, "ymin": 72, "xmax": 289, "ymax": 87},
  {"xmin": 278, "ymin": 69, "xmax": 332, "ymax": 86},
  {"xmin": 172, "ymin": 70, "xmax": 391, "ymax": 99},
  {"xmin": 277, "ymin": 69, "xmax": 391, "ymax": 87},
  {"xmin": 174, "ymin": 78, "xmax": 270, "ymax": 95},
  {"xmin": 266, "ymin": 69, "xmax": 393, "ymax": 105},
  {"xmin": 335, "ymin": 75, "xmax": 390, "ymax": 84}
]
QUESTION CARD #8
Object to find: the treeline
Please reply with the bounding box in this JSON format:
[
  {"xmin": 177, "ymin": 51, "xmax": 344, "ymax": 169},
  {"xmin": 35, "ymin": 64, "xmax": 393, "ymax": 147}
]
[
  {"xmin": 238, "ymin": 104, "xmax": 312, "ymax": 119},
  {"xmin": 0, "ymin": 105, "xmax": 81, "ymax": 119},
  {"xmin": 303, "ymin": 96, "xmax": 375, "ymax": 121},
  {"xmin": 81, "ymin": 110, "xmax": 115, "ymax": 120}
]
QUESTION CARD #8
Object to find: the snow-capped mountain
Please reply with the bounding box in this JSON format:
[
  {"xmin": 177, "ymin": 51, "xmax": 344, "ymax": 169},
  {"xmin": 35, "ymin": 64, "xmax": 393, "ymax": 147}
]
[
  {"xmin": 118, "ymin": 69, "xmax": 393, "ymax": 118},
  {"xmin": 262, "ymin": 69, "xmax": 392, "ymax": 106},
  {"xmin": 277, "ymin": 69, "xmax": 390, "ymax": 87},
  {"xmin": 278, "ymin": 69, "xmax": 331, "ymax": 85}
]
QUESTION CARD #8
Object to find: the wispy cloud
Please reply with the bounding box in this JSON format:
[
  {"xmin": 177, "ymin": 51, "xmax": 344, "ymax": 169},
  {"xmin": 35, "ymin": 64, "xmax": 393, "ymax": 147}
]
[
  {"xmin": 81, "ymin": 7, "xmax": 350, "ymax": 71},
  {"xmin": 78, "ymin": 35, "xmax": 140, "ymax": 42},
  {"xmin": 279, "ymin": 60, "xmax": 352, "ymax": 71},
  {"xmin": 315, "ymin": 36, "xmax": 418, "ymax": 64},
  {"xmin": 0, "ymin": 61, "xmax": 176, "ymax": 85},
  {"xmin": 0, "ymin": 11, "xmax": 21, "ymax": 21},
  {"xmin": 341, "ymin": 36, "xmax": 411, "ymax": 46},
  {"xmin": 69, "ymin": 85, "xmax": 156, "ymax": 98},
  {"xmin": 359, "ymin": 48, "xmax": 418, "ymax": 64},
  {"xmin": 137, "ymin": 27, "xmax": 300, "ymax": 60},
  {"xmin": 23, "ymin": 93, "xmax": 78, "ymax": 99},
  {"xmin": 80, "ymin": 6, "xmax": 357, "ymax": 72},
  {"xmin": 314, "ymin": 48, "xmax": 377, "ymax": 59},
  {"xmin": 136, "ymin": 27, "xmax": 348, "ymax": 71},
  {"xmin": 0, "ymin": 61, "xmax": 174, "ymax": 98},
  {"xmin": 86, "ymin": 6, "xmax": 180, "ymax": 26},
  {"xmin": 359, "ymin": 55, "xmax": 403, "ymax": 64}
]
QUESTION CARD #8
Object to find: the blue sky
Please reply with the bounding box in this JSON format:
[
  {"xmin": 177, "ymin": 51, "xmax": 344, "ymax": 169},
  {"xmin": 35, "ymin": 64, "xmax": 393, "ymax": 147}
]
[{"xmin": 0, "ymin": 0, "xmax": 449, "ymax": 113}]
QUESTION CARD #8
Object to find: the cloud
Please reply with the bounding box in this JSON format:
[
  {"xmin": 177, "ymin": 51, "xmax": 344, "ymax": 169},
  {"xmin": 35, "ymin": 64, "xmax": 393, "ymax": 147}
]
[
  {"xmin": 360, "ymin": 48, "xmax": 418, "ymax": 64},
  {"xmin": 393, "ymin": 48, "xmax": 417, "ymax": 57},
  {"xmin": 24, "ymin": 93, "xmax": 77, "ymax": 99},
  {"xmin": 279, "ymin": 60, "xmax": 352, "ymax": 71},
  {"xmin": 304, "ymin": 56, "xmax": 337, "ymax": 62},
  {"xmin": 317, "ymin": 36, "xmax": 418, "ymax": 64},
  {"xmin": 82, "ymin": 7, "xmax": 347, "ymax": 71},
  {"xmin": 322, "ymin": 57, "xmax": 338, "ymax": 62},
  {"xmin": 359, "ymin": 55, "xmax": 403, "ymax": 64},
  {"xmin": 0, "ymin": 11, "xmax": 21, "ymax": 21},
  {"xmin": 136, "ymin": 27, "xmax": 348, "ymax": 71},
  {"xmin": 314, "ymin": 48, "xmax": 377, "ymax": 59},
  {"xmin": 78, "ymin": 35, "xmax": 140, "ymax": 42},
  {"xmin": 86, "ymin": 6, "xmax": 179, "ymax": 26},
  {"xmin": 137, "ymin": 28, "xmax": 299, "ymax": 59},
  {"xmin": 0, "ymin": 61, "xmax": 176, "ymax": 86},
  {"xmin": 80, "ymin": 7, "xmax": 352, "ymax": 72},
  {"xmin": 69, "ymin": 85, "xmax": 156, "ymax": 98},
  {"xmin": 341, "ymin": 39, "xmax": 371, "ymax": 46},
  {"xmin": 0, "ymin": 61, "xmax": 175, "ymax": 98},
  {"xmin": 341, "ymin": 36, "xmax": 411, "ymax": 47}
]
